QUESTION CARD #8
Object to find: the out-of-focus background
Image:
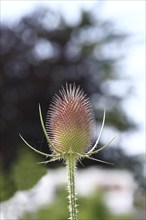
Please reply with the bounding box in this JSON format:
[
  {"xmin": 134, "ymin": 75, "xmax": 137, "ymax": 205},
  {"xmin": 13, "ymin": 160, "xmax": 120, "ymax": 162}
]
[{"xmin": 0, "ymin": 1, "xmax": 145, "ymax": 220}]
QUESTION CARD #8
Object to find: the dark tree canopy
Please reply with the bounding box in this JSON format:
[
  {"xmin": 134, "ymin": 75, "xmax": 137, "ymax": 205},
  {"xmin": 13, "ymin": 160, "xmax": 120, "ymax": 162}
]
[{"xmin": 0, "ymin": 8, "xmax": 136, "ymax": 171}]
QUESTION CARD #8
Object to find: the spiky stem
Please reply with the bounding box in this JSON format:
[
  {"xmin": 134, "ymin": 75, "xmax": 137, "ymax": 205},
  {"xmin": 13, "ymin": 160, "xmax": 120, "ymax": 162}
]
[{"xmin": 66, "ymin": 155, "xmax": 78, "ymax": 220}]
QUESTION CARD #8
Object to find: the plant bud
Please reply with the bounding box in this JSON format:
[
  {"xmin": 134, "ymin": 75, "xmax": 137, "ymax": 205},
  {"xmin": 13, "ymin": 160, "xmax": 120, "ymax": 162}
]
[{"xmin": 46, "ymin": 84, "xmax": 95, "ymax": 154}]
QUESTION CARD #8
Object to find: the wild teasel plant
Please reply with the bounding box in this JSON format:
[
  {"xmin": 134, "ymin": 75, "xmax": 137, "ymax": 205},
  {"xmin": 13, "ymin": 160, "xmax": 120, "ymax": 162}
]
[{"xmin": 20, "ymin": 83, "xmax": 116, "ymax": 220}]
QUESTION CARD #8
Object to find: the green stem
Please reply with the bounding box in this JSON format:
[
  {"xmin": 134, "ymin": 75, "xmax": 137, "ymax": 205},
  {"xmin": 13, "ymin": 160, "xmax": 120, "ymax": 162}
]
[{"xmin": 67, "ymin": 155, "xmax": 78, "ymax": 220}]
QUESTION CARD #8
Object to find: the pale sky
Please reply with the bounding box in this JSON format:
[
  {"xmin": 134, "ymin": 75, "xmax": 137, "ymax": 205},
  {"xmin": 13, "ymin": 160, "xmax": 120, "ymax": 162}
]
[{"xmin": 1, "ymin": 0, "xmax": 145, "ymax": 155}]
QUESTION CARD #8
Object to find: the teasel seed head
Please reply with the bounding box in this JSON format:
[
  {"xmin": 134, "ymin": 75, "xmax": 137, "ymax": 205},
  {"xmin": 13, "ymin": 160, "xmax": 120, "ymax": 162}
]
[{"xmin": 46, "ymin": 83, "xmax": 95, "ymax": 155}]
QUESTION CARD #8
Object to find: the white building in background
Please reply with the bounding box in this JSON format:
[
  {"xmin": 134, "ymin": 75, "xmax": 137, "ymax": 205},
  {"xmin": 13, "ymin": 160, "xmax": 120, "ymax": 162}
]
[{"xmin": 0, "ymin": 167, "xmax": 137, "ymax": 220}]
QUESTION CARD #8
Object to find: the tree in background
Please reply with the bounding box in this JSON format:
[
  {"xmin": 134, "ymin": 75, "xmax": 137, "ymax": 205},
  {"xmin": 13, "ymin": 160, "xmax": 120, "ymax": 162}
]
[{"xmin": 1, "ymin": 8, "xmax": 143, "ymax": 188}]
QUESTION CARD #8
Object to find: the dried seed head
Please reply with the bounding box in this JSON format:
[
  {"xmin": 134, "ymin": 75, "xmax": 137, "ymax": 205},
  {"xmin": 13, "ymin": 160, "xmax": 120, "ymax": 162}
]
[{"xmin": 46, "ymin": 84, "xmax": 95, "ymax": 154}]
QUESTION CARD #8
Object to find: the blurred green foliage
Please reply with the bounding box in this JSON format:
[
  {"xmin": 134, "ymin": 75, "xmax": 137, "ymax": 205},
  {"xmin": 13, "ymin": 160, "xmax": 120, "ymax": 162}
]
[
  {"xmin": 0, "ymin": 171, "xmax": 16, "ymax": 201},
  {"xmin": 22, "ymin": 187, "xmax": 133, "ymax": 220},
  {"xmin": 0, "ymin": 147, "xmax": 47, "ymax": 201},
  {"xmin": 11, "ymin": 147, "xmax": 47, "ymax": 190}
]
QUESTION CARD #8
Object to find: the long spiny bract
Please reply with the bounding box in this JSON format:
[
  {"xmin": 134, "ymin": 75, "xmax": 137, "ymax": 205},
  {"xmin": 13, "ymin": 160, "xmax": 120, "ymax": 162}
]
[
  {"xmin": 19, "ymin": 134, "xmax": 54, "ymax": 157},
  {"xmin": 20, "ymin": 111, "xmax": 114, "ymax": 164},
  {"xmin": 39, "ymin": 104, "xmax": 62, "ymax": 154},
  {"xmin": 88, "ymin": 109, "xmax": 106, "ymax": 154}
]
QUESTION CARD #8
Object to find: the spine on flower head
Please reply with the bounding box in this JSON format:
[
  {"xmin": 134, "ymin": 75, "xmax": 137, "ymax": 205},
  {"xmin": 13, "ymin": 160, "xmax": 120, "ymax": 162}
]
[{"xmin": 46, "ymin": 83, "xmax": 95, "ymax": 155}]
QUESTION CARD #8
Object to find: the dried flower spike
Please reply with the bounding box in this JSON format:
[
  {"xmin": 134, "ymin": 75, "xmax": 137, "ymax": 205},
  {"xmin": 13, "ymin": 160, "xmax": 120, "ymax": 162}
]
[{"xmin": 20, "ymin": 83, "xmax": 116, "ymax": 220}]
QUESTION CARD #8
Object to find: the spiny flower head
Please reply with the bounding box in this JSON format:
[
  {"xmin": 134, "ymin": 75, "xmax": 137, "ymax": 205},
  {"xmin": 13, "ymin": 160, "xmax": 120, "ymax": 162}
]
[
  {"xmin": 46, "ymin": 84, "xmax": 95, "ymax": 154},
  {"xmin": 20, "ymin": 83, "xmax": 115, "ymax": 164}
]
